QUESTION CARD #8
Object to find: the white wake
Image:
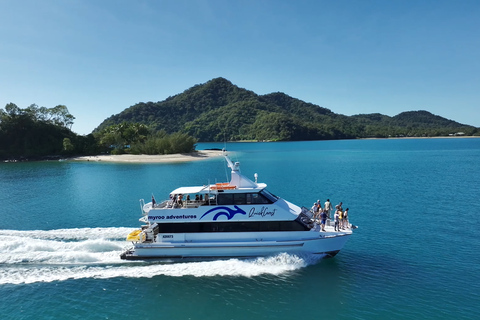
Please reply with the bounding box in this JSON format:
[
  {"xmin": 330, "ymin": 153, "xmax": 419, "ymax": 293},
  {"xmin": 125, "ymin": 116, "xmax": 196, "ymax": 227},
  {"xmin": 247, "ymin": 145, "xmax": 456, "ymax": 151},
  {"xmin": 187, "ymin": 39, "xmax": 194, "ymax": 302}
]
[{"xmin": 0, "ymin": 227, "xmax": 320, "ymax": 285}]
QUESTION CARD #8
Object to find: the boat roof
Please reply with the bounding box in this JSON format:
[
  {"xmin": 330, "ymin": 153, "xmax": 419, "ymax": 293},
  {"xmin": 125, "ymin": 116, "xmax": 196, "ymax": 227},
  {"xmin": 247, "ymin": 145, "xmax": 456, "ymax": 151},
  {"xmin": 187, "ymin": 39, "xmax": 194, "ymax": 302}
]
[
  {"xmin": 170, "ymin": 183, "xmax": 268, "ymax": 195},
  {"xmin": 170, "ymin": 186, "xmax": 208, "ymax": 195}
]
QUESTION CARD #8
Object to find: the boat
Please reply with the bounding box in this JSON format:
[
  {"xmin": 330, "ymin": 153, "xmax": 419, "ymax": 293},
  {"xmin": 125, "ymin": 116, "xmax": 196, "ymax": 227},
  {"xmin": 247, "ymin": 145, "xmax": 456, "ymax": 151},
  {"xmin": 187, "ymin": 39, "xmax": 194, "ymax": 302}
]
[{"xmin": 120, "ymin": 151, "xmax": 355, "ymax": 260}]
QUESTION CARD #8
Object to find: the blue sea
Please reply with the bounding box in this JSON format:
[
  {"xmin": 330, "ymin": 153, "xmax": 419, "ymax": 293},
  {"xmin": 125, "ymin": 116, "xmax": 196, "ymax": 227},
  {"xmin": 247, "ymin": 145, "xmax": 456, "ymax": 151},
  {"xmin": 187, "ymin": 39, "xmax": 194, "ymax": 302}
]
[{"xmin": 1, "ymin": 138, "xmax": 479, "ymax": 320}]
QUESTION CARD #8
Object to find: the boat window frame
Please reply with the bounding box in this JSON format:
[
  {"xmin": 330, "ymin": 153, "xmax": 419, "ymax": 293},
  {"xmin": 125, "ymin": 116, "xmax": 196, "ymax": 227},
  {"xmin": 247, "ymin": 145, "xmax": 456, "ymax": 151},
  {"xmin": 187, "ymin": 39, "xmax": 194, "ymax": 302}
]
[
  {"xmin": 155, "ymin": 220, "xmax": 311, "ymax": 233},
  {"xmin": 216, "ymin": 191, "xmax": 274, "ymax": 206}
]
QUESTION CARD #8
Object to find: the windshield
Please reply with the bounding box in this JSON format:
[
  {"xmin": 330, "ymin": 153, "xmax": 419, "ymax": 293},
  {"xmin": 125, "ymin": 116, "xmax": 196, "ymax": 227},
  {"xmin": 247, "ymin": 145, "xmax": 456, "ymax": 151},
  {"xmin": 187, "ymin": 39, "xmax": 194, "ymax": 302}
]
[{"xmin": 260, "ymin": 189, "xmax": 279, "ymax": 203}]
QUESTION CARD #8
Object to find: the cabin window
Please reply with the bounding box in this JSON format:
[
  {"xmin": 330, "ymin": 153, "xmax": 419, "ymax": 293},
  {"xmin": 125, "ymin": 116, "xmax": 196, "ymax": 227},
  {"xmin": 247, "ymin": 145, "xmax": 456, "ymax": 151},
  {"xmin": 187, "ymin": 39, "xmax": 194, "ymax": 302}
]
[
  {"xmin": 157, "ymin": 220, "xmax": 310, "ymax": 233},
  {"xmin": 216, "ymin": 192, "xmax": 273, "ymax": 205},
  {"xmin": 217, "ymin": 193, "xmax": 233, "ymax": 205},
  {"xmin": 234, "ymin": 193, "xmax": 246, "ymax": 205},
  {"xmin": 251, "ymin": 193, "xmax": 271, "ymax": 204}
]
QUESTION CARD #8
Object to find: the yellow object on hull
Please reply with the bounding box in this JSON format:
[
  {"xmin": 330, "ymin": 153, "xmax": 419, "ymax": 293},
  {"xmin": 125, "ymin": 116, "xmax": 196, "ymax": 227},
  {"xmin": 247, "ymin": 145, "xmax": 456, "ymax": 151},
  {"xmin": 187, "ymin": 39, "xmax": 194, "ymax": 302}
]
[{"xmin": 126, "ymin": 229, "xmax": 142, "ymax": 241}]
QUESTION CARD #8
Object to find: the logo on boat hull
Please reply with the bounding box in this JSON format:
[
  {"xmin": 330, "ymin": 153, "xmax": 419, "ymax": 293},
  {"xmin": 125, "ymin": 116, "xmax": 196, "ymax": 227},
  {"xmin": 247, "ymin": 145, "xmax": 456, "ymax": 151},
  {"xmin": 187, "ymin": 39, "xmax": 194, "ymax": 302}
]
[{"xmin": 200, "ymin": 206, "xmax": 246, "ymax": 220}]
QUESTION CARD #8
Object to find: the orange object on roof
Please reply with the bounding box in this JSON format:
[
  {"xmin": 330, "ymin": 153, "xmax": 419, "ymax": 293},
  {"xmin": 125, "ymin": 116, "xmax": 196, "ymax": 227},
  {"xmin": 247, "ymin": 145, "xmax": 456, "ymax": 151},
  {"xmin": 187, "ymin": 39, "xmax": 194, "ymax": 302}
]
[{"xmin": 210, "ymin": 183, "xmax": 236, "ymax": 190}]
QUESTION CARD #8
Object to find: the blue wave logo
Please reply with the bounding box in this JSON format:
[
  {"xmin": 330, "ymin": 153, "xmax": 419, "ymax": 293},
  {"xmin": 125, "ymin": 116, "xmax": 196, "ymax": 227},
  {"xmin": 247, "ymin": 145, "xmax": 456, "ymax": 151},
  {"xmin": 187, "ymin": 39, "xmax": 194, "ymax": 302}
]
[{"xmin": 200, "ymin": 206, "xmax": 246, "ymax": 220}]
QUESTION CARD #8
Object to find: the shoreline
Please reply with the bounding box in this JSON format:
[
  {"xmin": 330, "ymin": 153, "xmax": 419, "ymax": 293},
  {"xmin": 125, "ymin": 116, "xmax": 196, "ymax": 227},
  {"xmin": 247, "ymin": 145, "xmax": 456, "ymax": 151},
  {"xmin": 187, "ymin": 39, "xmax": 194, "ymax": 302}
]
[
  {"xmin": 3, "ymin": 136, "xmax": 478, "ymax": 163},
  {"xmin": 69, "ymin": 150, "xmax": 223, "ymax": 163}
]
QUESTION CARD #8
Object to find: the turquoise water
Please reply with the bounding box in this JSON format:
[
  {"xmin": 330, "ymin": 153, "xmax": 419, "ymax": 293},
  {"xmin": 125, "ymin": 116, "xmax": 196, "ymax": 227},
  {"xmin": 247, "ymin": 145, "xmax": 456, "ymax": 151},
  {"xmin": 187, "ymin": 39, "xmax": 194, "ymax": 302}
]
[{"xmin": 1, "ymin": 138, "xmax": 479, "ymax": 319}]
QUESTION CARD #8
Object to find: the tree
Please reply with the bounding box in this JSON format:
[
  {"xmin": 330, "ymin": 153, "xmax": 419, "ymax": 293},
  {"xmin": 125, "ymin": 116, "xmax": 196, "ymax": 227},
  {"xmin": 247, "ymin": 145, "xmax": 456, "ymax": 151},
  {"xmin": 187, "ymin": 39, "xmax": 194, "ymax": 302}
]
[
  {"xmin": 96, "ymin": 122, "xmax": 151, "ymax": 152},
  {"xmin": 0, "ymin": 103, "xmax": 96, "ymax": 159},
  {"xmin": 47, "ymin": 105, "xmax": 75, "ymax": 129},
  {"xmin": 4, "ymin": 103, "xmax": 21, "ymax": 117},
  {"xmin": 63, "ymin": 138, "xmax": 74, "ymax": 153}
]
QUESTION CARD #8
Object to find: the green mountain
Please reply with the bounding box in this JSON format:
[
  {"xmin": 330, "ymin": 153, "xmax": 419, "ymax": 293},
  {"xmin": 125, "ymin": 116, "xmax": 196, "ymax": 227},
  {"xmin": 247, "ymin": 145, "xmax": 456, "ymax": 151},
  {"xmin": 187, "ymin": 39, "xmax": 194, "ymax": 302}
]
[{"xmin": 95, "ymin": 78, "xmax": 479, "ymax": 141}]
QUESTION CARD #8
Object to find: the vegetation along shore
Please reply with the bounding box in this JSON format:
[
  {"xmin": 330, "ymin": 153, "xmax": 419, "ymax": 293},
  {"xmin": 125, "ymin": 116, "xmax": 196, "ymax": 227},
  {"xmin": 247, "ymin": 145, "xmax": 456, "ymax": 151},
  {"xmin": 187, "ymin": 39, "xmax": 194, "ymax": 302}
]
[{"xmin": 1, "ymin": 77, "xmax": 478, "ymax": 161}]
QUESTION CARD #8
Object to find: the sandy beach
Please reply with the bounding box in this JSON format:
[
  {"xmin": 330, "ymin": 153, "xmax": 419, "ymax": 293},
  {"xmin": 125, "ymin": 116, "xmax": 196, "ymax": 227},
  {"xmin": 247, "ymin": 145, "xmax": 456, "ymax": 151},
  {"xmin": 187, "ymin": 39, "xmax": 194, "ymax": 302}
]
[{"xmin": 70, "ymin": 150, "xmax": 223, "ymax": 163}]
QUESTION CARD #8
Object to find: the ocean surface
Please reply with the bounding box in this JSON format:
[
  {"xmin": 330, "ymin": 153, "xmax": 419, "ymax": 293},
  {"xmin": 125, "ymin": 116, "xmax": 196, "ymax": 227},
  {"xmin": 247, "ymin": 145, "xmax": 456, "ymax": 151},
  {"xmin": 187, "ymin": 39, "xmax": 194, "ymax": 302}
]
[{"xmin": 1, "ymin": 138, "xmax": 479, "ymax": 320}]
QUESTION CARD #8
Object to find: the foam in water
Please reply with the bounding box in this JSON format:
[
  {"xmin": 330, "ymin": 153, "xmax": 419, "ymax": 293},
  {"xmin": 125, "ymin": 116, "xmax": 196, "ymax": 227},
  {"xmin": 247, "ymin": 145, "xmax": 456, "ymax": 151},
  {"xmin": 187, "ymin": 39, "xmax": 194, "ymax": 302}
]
[{"xmin": 0, "ymin": 227, "xmax": 320, "ymax": 285}]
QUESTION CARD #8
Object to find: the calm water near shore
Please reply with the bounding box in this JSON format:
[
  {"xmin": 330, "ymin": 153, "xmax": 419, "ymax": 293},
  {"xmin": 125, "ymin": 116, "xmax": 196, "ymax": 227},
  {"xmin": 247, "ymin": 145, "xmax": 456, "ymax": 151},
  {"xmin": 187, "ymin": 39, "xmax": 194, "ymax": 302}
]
[{"xmin": 1, "ymin": 138, "xmax": 479, "ymax": 320}]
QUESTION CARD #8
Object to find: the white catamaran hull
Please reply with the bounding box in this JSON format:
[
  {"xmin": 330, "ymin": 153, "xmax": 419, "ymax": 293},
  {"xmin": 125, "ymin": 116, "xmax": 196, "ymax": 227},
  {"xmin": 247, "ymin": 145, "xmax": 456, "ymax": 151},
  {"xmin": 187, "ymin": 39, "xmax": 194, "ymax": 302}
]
[{"xmin": 121, "ymin": 230, "xmax": 351, "ymax": 260}]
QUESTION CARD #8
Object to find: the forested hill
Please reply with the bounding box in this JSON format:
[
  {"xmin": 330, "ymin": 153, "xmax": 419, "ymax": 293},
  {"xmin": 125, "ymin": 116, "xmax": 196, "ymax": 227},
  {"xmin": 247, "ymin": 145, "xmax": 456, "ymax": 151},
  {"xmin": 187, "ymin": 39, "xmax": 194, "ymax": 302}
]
[{"xmin": 95, "ymin": 77, "xmax": 478, "ymax": 141}]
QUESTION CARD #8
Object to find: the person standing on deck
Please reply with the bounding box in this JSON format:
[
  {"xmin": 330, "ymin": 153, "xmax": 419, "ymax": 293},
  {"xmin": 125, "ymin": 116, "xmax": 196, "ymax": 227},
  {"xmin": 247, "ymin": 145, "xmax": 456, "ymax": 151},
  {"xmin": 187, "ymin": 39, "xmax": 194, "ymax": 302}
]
[
  {"xmin": 324, "ymin": 199, "xmax": 332, "ymax": 219},
  {"xmin": 177, "ymin": 194, "xmax": 184, "ymax": 207},
  {"xmin": 335, "ymin": 201, "xmax": 343, "ymax": 212},
  {"xmin": 312, "ymin": 202, "xmax": 320, "ymax": 221},
  {"xmin": 320, "ymin": 209, "xmax": 327, "ymax": 231},
  {"xmin": 343, "ymin": 208, "xmax": 349, "ymax": 229},
  {"xmin": 334, "ymin": 210, "xmax": 340, "ymax": 231},
  {"xmin": 338, "ymin": 208, "xmax": 344, "ymax": 230},
  {"xmin": 316, "ymin": 200, "xmax": 322, "ymax": 220}
]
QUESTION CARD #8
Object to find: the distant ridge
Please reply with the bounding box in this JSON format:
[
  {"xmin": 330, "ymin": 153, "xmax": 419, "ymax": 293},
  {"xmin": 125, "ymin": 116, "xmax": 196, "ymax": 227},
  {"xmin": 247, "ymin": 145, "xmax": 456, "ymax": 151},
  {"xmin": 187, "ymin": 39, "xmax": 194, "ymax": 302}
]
[{"xmin": 95, "ymin": 78, "xmax": 478, "ymax": 141}]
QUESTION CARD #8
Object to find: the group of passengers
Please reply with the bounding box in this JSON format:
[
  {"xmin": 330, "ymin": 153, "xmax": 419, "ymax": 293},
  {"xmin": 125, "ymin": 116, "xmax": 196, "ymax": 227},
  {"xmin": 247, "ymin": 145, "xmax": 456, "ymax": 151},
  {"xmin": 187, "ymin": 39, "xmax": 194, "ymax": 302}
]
[
  {"xmin": 311, "ymin": 199, "xmax": 350, "ymax": 232},
  {"xmin": 334, "ymin": 202, "xmax": 350, "ymax": 231},
  {"xmin": 168, "ymin": 193, "xmax": 209, "ymax": 208}
]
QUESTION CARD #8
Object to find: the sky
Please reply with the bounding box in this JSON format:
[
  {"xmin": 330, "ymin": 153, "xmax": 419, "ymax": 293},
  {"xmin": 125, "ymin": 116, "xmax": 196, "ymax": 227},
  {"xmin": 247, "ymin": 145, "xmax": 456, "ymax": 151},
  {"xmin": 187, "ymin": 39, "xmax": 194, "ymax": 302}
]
[{"xmin": 1, "ymin": 0, "xmax": 479, "ymax": 135}]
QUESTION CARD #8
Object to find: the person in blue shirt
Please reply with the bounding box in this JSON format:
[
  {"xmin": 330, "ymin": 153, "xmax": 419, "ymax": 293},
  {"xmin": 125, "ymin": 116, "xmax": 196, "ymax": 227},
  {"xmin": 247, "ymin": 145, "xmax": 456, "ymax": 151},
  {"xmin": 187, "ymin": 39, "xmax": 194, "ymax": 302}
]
[{"xmin": 320, "ymin": 209, "xmax": 327, "ymax": 231}]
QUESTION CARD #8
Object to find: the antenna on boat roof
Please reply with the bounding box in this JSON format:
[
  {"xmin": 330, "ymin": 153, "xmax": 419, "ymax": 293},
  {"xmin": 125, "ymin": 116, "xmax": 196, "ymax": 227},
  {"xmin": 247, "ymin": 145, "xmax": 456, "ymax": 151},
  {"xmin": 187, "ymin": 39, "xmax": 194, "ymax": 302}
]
[
  {"xmin": 151, "ymin": 193, "xmax": 156, "ymax": 207},
  {"xmin": 223, "ymin": 131, "xmax": 227, "ymax": 152},
  {"xmin": 222, "ymin": 148, "xmax": 230, "ymax": 182}
]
